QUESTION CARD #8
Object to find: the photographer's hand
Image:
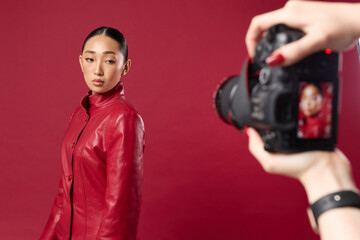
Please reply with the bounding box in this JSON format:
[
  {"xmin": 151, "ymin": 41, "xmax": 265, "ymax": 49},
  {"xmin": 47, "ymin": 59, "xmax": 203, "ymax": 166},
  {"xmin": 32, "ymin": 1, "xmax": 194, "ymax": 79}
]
[
  {"xmin": 246, "ymin": 1, "xmax": 360, "ymax": 66},
  {"xmin": 246, "ymin": 127, "xmax": 360, "ymax": 240}
]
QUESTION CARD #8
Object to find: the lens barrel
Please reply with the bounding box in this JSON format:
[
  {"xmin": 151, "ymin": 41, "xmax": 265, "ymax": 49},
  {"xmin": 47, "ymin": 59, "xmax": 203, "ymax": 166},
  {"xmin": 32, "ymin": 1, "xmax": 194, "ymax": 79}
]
[{"xmin": 213, "ymin": 75, "xmax": 240, "ymax": 124}]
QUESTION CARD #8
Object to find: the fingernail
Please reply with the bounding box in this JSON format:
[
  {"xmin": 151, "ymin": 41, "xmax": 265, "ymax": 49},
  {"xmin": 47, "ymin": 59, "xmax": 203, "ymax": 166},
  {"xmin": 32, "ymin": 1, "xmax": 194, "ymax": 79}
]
[
  {"xmin": 248, "ymin": 55, "xmax": 254, "ymax": 63},
  {"xmin": 243, "ymin": 126, "xmax": 249, "ymax": 137},
  {"xmin": 266, "ymin": 53, "xmax": 285, "ymax": 67}
]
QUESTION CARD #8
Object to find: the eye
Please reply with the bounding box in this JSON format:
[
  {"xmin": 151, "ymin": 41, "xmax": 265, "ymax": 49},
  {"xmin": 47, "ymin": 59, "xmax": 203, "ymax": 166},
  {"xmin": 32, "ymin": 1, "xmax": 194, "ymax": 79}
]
[
  {"xmin": 85, "ymin": 58, "xmax": 94, "ymax": 62},
  {"xmin": 105, "ymin": 60, "xmax": 116, "ymax": 64}
]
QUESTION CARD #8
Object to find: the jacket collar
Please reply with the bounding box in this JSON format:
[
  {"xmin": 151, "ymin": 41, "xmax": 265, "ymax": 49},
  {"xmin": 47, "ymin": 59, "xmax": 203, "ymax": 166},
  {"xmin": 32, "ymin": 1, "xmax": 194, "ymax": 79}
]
[{"xmin": 81, "ymin": 82, "xmax": 125, "ymax": 115}]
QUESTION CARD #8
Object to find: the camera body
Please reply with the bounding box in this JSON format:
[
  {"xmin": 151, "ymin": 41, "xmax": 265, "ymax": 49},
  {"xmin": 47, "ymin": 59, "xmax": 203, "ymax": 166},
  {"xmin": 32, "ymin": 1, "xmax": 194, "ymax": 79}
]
[{"xmin": 214, "ymin": 24, "xmax": 340, "ymax": 153}]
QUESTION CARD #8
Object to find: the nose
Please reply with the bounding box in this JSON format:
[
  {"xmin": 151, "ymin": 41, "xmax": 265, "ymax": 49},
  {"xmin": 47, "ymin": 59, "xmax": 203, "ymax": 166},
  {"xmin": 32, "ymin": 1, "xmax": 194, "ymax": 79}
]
[{"xmin": 94, "ymin": 61, "xmax": 104, "ymax": 76}]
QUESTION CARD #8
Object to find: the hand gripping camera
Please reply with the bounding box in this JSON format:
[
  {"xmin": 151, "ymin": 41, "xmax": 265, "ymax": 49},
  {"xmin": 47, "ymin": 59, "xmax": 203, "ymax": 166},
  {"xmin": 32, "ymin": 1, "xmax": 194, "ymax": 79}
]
[{"xmin": 213, "ymin": 24, "xmax": 341, "ymax": 153}]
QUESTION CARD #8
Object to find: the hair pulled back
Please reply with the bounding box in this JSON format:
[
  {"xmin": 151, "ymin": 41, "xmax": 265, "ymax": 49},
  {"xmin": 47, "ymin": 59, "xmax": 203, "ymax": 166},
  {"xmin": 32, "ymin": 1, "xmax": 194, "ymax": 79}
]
[{"xmin": 82, "ymin": 26, "xmax": 128, "ymax": 62}]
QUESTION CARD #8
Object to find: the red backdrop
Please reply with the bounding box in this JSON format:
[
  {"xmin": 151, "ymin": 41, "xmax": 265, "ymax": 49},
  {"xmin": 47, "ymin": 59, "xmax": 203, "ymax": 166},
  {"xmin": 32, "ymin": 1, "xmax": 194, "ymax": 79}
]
[{"xmin": 1, "ymin": 0, "xmax": 360, "ymax": 239}]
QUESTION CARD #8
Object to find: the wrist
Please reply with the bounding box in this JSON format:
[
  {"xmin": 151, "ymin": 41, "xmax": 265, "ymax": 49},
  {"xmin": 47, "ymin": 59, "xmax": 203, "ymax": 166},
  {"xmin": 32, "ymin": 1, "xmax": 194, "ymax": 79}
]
[
  {"xmin": 307, "ymin": 190, "xmax": 360, "ymax": 233},
  {"xmin": 299, "ymin": 150, "xmax": 358, "ymax": 204}
]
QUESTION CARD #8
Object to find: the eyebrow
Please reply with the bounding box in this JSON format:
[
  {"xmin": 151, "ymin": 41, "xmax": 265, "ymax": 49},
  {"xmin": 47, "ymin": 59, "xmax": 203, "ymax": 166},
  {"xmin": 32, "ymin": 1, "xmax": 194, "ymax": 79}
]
[{"xmin": 84, "ymin": 50, "xmax": 116, "ymax": 55}]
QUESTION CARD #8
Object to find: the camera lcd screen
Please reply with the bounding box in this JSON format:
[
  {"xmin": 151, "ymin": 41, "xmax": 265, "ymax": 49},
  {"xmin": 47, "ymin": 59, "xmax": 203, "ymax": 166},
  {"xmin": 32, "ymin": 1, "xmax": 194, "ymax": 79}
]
[{"xmin": 297, "ymin": 82, "xmax": 333, "ymax": 139}]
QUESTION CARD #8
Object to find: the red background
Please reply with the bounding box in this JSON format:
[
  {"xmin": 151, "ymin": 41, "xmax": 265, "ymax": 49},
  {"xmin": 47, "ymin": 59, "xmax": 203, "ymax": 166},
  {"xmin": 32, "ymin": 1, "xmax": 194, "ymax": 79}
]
[{"xmin": 1, "ymin": 0, "xmax": 360, "ymax": 239}]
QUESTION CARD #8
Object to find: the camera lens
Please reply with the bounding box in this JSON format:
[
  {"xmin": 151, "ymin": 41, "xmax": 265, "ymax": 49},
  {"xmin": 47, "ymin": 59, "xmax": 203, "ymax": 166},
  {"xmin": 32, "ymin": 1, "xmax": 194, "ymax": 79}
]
[{"xmin": 213, "ymin": 75, "xmax": 240, "ymax": 124}]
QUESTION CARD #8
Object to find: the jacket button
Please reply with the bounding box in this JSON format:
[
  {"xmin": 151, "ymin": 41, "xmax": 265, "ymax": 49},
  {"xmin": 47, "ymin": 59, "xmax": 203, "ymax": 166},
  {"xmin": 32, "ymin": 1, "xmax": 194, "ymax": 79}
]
[
  {"xmin": 72, "ymin": 142, "xmax": 75, "ymax": 148},
  {"xmin": 68, "ymin": 175, "xmax": 72, "ymax": 181}
]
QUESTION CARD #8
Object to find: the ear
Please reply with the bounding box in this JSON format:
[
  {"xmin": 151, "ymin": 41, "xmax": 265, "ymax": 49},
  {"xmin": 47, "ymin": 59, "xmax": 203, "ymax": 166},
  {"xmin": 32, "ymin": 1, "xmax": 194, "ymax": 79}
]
[
  {"xmin": 79, "ymin": 55, "xmax": 84, "ymax": 73},
  {"xmin": 122, "ymin": 59, "xmax": 131, "ymax": 76}
]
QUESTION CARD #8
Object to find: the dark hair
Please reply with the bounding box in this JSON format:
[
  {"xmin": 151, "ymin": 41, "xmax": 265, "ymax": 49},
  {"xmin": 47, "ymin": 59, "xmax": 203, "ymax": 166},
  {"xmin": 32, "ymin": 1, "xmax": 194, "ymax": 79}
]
[
  {"xmin": 308, "ymin": 82, "xmax": 323, "ymax": 96},
  {"xmin": 82, "ymin": 26, "xmax": 128, "ymax": 62}
]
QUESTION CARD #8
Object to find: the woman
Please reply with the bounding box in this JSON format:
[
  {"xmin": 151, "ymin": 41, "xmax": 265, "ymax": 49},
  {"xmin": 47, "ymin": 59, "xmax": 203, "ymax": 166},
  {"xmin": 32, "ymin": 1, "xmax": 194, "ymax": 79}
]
[
  {"xmin": 245, "ymin": 1, "xmax": 360, "ymax": 240},
  {"xmin": 40, "ymin": 27, "xmax": 145, "ymax": 240}
]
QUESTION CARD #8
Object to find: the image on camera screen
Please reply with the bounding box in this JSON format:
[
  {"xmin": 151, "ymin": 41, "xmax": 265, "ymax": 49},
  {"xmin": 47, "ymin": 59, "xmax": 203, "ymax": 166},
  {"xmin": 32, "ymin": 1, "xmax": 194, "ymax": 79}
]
[{"xmin": 297, "ymin": 82, "xmax": 333, "ymax": 139}]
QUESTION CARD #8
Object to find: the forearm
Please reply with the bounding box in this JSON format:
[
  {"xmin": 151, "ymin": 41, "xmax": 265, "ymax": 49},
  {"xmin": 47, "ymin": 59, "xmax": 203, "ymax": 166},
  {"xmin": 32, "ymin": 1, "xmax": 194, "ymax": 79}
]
[
  {"xmin": 96, "ymin": 176, "xmax": 142, "ymax": 240},
  {"xmin": 40, "ymin": 211, "xmax": 60, "ymax": 240},
  {"xmin": 97, "ymin": 112, "xmax": 144, "ymax": 239},
  {"xmin": 318, "ymin": 207, "xmax": 360, "ymax": 240},
  {"xmin": 299, "ymin": 150, "xmax": 360, "ymax": 240},
  {"xmin": 300, "ymin": 150, "xmax": 357, "ymax": 203},
  {"xmin": 40, "ymin": 180, "xmax": 64, "ymax": 240}
]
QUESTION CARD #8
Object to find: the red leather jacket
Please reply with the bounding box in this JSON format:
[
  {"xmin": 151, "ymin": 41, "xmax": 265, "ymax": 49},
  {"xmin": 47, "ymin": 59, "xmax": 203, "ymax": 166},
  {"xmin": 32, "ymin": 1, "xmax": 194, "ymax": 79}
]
[{"xmin": 40, "ymin": 83, "xmax": 145, "ymax": 240}]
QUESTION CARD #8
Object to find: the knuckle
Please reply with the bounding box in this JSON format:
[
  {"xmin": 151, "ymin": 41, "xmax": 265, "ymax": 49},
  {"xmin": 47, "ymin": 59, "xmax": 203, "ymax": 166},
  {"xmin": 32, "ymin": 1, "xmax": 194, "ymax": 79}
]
[
  {"xmin": 284, "ymin": 1, "xmax": 301, "ymax": 16},
  {"xmin": 262, "ymin": 161, "xmax": 276, "ymax": 173},
  {"xmin": 285, "ymin": 1, "xmax": 298, "ymax": 9},
  {"xmin": 250, "ymin": 16, "xmax": 260, "ymax": 27}
]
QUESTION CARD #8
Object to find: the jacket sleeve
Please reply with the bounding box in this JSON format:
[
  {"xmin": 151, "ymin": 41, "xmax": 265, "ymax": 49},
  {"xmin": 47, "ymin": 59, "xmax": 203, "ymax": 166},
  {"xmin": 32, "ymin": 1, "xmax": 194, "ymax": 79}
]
[
  {"xmin": 96, "ymin": 111, "xmax": 145, "ymax": 240},
  {"xmin": 40, "ymin": 179, "xmax": 64, "ymax": 240}
]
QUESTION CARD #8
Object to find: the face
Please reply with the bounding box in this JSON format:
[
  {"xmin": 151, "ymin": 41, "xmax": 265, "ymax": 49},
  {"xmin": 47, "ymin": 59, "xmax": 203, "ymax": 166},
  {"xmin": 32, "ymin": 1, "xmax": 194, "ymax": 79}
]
[
  {"xmin": 301, "ymin": 84, "xmax": 323, "ymax": 117},
  {"xmin": 79, "ymin": 35, "xmax": 131, "ymax": 94}
]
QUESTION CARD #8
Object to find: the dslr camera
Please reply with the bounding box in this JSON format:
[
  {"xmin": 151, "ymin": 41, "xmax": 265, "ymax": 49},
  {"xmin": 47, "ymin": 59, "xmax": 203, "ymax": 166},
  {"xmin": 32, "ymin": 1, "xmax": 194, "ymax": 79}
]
[{"xmin": 213, "ymin": 24, "xmax": 340, "ymax": 153}]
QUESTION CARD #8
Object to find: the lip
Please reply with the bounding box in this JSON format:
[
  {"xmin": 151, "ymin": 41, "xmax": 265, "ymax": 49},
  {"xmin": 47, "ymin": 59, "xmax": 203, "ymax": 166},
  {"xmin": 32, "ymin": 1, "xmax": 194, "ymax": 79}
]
[{"xmin": 92, "ymin": 79, "xmax": 104, "ymax": 86}]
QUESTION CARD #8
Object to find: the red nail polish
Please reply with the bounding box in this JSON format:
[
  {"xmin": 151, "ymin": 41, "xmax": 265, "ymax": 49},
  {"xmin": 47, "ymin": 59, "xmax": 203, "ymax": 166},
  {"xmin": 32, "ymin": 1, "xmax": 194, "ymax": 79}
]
[
  {"xmin": 266, "ymin": 53, "xmax": 285, "ymax": 67},
  {"xmin": 243, "ymin": 126, "xmax": 249, "ymax": 137},
  {"xmin": 248, "ymin": 55, "xmax": 254, "ymax": 63}
]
